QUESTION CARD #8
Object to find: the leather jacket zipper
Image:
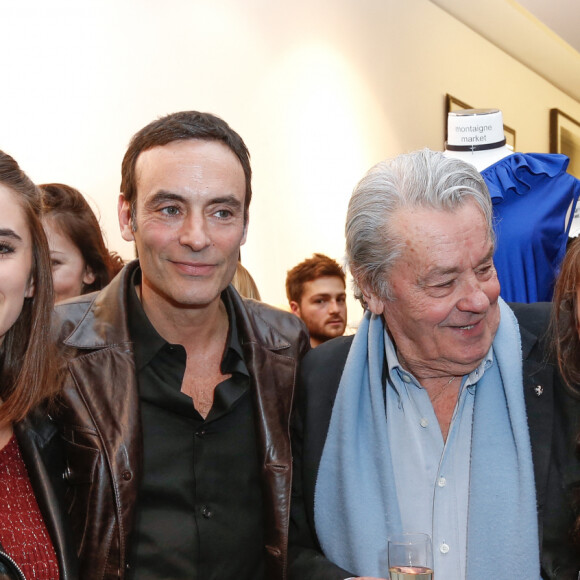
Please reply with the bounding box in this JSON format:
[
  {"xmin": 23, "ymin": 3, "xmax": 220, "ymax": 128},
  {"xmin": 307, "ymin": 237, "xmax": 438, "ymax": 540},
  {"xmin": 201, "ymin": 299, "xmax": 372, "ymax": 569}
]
[{"xmin": 0, "ymin": 550, "xmax": 26, "ymax": 579}]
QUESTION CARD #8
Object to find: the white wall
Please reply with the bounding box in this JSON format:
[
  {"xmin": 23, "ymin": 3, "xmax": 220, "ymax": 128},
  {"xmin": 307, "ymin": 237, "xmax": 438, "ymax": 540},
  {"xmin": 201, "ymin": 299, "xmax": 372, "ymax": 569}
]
[{"xmin": 2, "ymin": 0, "xmax": 580, "ymax": 325}]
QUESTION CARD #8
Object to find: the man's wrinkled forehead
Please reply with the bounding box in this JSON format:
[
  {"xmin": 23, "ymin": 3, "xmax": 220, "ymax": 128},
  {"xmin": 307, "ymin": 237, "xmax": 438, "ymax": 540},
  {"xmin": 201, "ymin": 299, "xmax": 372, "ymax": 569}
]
[{"xmin": 133, "ymin": 139, "xmax": 244, "ymax": 195}]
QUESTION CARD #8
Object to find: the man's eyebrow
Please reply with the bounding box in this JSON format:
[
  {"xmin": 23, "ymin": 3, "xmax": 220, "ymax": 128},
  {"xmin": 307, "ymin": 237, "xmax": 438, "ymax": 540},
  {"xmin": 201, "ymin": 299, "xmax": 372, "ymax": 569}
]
[
  {"xmin": 477, "ymin": 247, "xmax": 495, "ymax": 266},
  {"xmin": 145, "ymin": 191, "xmax": 243, "ymax": 210},
  {"xmin": 0, "ymin": 228, "xmax": 23, "ymax": 241},
  {"xmin": 419, "ymin": 266, "xmax": 459, "ymax": 286},
  {"xmin": 145, "ymin": 190, "xmax": 186, "ymax": 207},
  {"xmin": 419, "ymin": 246, "xmax": 495, "ymax": 285},
  {"xmin": 309, "ymin": 292, "xmax": 346, "ymax": 300},
  {"xmin": 208, "ymin": 195, "xmax": 243, "ymax": 209}
]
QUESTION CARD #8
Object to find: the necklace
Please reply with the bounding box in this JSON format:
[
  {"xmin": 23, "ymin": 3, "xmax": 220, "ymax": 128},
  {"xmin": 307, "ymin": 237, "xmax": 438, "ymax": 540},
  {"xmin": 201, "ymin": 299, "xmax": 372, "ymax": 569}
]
[{"xmin": 431, "ymin": 375, "xmax": 458, "ymax": 403}]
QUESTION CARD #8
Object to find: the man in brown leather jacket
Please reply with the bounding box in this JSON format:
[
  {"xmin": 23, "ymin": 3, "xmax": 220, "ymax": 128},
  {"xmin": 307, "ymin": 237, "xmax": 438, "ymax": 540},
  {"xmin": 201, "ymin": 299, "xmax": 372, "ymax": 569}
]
[{"xmin": 54, "ymin": 111, "xmax": 310, "ymax": 580}]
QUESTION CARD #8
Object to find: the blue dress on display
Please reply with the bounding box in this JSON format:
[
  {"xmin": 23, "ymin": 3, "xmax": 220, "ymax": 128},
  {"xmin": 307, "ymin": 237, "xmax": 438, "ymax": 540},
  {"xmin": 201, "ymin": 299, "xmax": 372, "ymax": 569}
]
[{"xmin": 482, "ymin": 153, "xmax": 580, "ymax": 303}]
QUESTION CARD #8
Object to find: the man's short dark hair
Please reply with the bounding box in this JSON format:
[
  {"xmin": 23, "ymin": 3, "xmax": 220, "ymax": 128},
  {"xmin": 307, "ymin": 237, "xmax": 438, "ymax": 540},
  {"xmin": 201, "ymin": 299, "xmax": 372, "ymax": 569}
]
[
  {"xmin": 286, "ymin": 253, "xmax": 346, "ymax": 304},
  {"xmin": 121, "ymin": 111, "xmax": 252, "ymax": 223}
]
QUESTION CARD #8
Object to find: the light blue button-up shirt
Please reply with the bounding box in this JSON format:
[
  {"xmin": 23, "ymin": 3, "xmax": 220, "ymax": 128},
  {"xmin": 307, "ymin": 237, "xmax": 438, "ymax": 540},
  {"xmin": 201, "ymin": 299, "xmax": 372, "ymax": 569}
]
[{"xmin": 384, "ymin": 329, "xmax": 493, "ymax": 580}]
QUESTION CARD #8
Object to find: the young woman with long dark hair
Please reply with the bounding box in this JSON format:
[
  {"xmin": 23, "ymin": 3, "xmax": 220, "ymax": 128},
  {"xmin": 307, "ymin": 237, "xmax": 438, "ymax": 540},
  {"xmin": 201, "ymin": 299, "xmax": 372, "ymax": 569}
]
[{"xmin": 0, "ymin": 151, "xmax": 77, "ymax": 579}]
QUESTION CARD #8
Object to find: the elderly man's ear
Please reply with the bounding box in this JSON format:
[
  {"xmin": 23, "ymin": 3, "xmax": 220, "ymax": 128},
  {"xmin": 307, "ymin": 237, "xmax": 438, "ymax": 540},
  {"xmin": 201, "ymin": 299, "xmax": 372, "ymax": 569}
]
[{"xmin": 361, "ymin": 288, "xmax": 385, "ymax": 316}]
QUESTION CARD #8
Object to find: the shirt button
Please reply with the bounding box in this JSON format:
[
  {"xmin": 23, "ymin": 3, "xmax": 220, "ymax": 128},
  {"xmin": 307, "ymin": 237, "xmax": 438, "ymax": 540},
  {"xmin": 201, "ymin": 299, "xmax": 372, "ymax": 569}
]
[
  {"xmin": 402, "ymin": 374, "xmax": 411, "ymax": 383},
  {"xmin": 438, "ymin": 477, "xmax": 447, "ymax": 487},
  {"xmin": 440, "ymin": 543, "xmax": 450, "ymax": 554},
  {"xmin": 420, "ymin": 418, "xmax": 429, "ymax": 428},
  {"xmin": 196, "ymin": 430, "xmax": 206, "ymax": 437},
  {"xmin": 201, "ymin": 505, "xmax": 213, "ymax": 519},
  {"xmin": 122, "ymin": 470, "xmax": 132, "ymax": 481}
]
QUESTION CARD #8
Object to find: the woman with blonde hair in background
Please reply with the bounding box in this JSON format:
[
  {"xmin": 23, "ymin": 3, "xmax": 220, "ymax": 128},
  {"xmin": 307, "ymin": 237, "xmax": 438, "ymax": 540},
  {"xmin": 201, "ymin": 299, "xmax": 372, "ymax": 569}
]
[{"xmin": 232, "ymin": 261, "xmax": 261, "ymax": 300}]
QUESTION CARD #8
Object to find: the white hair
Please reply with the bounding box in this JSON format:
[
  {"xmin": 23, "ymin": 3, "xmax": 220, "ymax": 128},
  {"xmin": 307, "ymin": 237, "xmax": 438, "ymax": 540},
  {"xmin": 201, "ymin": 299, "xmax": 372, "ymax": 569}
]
[{"xmin": 345, "ymin": 148, "xmax": 494, "ymax": 302}]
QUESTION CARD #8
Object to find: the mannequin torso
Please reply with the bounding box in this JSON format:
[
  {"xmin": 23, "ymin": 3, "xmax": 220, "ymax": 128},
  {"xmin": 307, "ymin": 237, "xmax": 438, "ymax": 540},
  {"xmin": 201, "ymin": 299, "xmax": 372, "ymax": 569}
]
[
  {"xmin": 443, "ymin": 108, "xmax": 513, "ymax": 171},
  {"xmin": 444, "ymin": 145, "xmax": 512, "ymax": 172}
]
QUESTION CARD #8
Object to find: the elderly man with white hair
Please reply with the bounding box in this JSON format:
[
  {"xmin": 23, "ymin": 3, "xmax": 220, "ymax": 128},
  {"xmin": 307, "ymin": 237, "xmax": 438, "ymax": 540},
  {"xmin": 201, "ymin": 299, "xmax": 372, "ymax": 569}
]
[{"xmin": 288, "ymin": 149, "xmax": 580, "ymax": 580}]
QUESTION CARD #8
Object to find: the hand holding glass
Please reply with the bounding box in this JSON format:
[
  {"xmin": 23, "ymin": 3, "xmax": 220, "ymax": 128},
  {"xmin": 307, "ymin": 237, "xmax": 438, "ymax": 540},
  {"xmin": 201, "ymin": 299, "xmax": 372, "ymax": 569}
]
[{"xmin": 388, "ymin": 533, "xmax": 433, "ymax": 580}]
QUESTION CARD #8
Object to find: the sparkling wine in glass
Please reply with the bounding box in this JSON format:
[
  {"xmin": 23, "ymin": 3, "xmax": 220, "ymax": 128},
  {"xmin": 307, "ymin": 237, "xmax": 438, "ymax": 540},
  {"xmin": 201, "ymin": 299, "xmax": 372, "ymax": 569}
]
[{"xmin": 388, "ymin": 532, "xmax": 433, "ymax": 580}]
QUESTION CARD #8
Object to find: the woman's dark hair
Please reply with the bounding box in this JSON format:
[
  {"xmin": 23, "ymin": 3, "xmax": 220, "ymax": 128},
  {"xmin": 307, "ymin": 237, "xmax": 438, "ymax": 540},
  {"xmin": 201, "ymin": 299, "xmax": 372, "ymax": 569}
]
[
  {"xmin": 0, "ymin": 151, "xmax": 60, "ymax": 424},
  {"xmin": 550, "ymin": 237, "xmax": 580, "ymax": 390},
  {"xmin": 40, "ymin": 183, "xmax": 124, "ymax": 293},
  {"xmin": 550, "ymin": 236, "xmax": 580, "ymax": 545}
]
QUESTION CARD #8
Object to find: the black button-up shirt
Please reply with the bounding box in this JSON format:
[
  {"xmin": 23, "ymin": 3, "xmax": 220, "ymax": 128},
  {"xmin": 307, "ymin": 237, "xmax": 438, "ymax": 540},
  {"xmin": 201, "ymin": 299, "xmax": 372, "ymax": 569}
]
[{"xmin": 126, "ymin": 269, "xmax": 264, "ymax": 580}]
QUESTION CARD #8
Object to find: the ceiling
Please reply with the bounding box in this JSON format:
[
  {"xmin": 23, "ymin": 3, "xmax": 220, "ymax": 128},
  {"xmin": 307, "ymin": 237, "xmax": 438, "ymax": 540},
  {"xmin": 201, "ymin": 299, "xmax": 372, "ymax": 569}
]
[
  {"xmin": 517, "ymin": 0, "xmax": 580, "ymax": 53},
  {"xmin": 429, "ymin": 0, "xmax": 580, "ymax": 103}
]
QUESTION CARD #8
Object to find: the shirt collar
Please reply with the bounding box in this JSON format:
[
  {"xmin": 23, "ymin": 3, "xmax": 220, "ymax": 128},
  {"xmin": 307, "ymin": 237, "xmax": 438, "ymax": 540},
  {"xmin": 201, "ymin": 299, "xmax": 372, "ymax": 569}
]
[
  {"xmin": 127, "ymin": 268, "xmax": 165, "ymax": 371},
  {"xmin": 383, "ymin": 326, "xmax": 494, "ymax": 394},
  {"xmin": 220, "ymin": 289, "xmax": 248, "ymax": 376},
  {"xmin": 127, "ymin": 267, "xmax": 247, "ymax": 376}
]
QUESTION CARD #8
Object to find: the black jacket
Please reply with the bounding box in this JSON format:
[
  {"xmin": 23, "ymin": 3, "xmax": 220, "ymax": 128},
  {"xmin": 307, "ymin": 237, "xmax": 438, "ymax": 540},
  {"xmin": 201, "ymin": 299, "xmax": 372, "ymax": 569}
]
[
  {"xmin": 6, "ymin": 409, "xmax": 79, "ymax": 579},
  {"xmin": 289, "ymin": 302, "xmax": 580, "ymax": 579}
]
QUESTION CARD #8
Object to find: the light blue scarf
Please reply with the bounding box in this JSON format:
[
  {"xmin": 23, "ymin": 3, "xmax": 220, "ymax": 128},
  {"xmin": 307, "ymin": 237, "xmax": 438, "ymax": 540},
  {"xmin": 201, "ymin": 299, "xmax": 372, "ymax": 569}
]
[{"xmin": 314, "ymin": 298, "xmax": 539, "ymax": 579}]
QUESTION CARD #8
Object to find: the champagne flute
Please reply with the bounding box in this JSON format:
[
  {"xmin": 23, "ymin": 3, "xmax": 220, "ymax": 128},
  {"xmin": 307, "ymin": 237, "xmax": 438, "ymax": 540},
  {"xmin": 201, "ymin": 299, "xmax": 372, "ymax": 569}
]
[{"xmin": 387, "ymin": 532, "xmax": 433, "ymax": 580}]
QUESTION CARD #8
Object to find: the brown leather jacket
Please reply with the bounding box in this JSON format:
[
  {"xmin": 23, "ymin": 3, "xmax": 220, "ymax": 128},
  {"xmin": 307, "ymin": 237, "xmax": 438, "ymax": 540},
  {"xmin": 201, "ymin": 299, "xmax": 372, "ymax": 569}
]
[{"xmin": 54, "ymin": 261, "xmax": 310, "ymax": 580}]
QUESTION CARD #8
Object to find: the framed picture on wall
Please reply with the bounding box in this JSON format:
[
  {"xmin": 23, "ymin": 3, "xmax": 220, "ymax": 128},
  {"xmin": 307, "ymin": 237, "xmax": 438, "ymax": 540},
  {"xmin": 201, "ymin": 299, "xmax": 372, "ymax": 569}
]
[
  {"xmin": 550, "ymin": 108, "xmax": 580, "ymax": 179},
  {"xmin": 504, "ymin": 125, "xmax": 516, "ymax": 151},
  {"xmin": 444, "ymin": 95, "xmax": 472, "ymax": 145},
  {"xmin": 445, "ymin": 94, "xmax": 516, "ymax": 151}
]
